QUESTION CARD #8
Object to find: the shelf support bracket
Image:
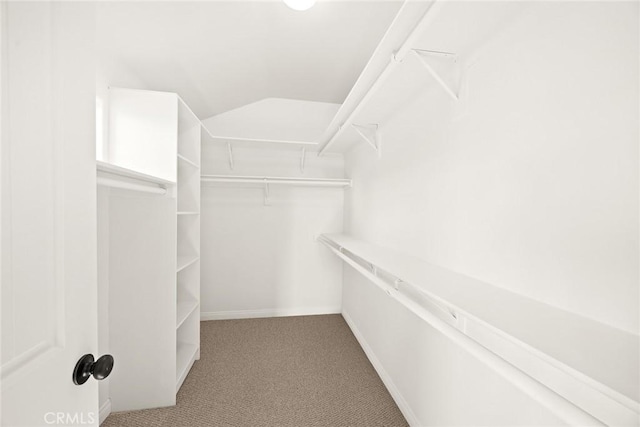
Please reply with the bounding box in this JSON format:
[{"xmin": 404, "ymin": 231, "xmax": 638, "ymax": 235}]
[
  {"xmin": 227, "ymin": 142, "xmax": 234, "ymax": 170},
  {"xmin": 411, "ymin": 49, "xmax": 460, "ymax": 102},
  {"xmin": 300, "ymin": 147, "xmax": 306, "ymax": 173},
  {"xmin": 352, "ymin": 124, "xmax": 381, "ymax": 158}
]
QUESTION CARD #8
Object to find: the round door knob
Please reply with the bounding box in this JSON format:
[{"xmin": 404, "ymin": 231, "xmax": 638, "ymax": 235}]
[{"xmin": 73, "ymin": 354, "xmax": 114, "ymax": 385}]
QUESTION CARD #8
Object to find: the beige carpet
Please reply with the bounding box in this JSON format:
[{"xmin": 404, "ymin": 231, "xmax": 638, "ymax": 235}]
[{"xmin": 103, "ymin": 314, "xmax": 408, "ymax": 427}]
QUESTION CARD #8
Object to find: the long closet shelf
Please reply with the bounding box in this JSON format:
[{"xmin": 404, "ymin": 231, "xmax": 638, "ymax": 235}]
[
  {"xmin": 176, "ymin": 301, "xmax": 199, "ymax": 329},
  {"xmin": 201, "ymin": 175, "xmax": 352, "ymax": 188},
  {"xmin": 177, "ymin": 211, "xmax": 200, "ymax": 216},
  {"xmin": 318, "ymin": 234, "xmax": 640, "ymax": 417},
  {"xmin": 203, "ymin": 134, "xmax": 318, "ymax": 151},
  {"xmin": 177, "ymin": 255, "xmax": 199, "ymax": 273},
  {"xmin": 176, "ymin": 343, "xmax": 199, "ymax": 392}
]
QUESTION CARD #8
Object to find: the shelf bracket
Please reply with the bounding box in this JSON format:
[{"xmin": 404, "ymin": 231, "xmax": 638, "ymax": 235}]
[
  {"xmin": 263, "ymin": 180, "xmax": 270, "ymax": 206},
  {"xmin": 227, "ymin": 142, "xmax": 234, "ymax": 170},
  {"xmin": 411, "ymin": 49, "xmax": 460, "ymax": 102},
  {"xmin": 300, "ymin": 147, "xmax": 306, "ymax": 174},
  {"xmin": 352, "ymin": 123, "xmax": 381, "ymax": 158}
]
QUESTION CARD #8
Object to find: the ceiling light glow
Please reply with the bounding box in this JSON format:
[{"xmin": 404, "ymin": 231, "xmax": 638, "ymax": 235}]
[{"xmin": 283, "ymin": 0, "xmax": 316, "ymax": 11}]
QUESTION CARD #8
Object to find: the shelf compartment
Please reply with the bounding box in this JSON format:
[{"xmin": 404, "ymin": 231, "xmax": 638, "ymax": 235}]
[
  {"xmin": 177, "ymin": 255, "xmax": 199, "ymax": 273},
  {"xmin": 178, "ymin": 215, "xmax": 199, "ymax": 265},
  {"xmin": 178, "ymin": 154, "xmax": 199, "ymax": 169},
  {"xmin": 177, "ymin": 97, "xmax": 201, "ymax": 166},
  {"xmin": 176, "ymin": 343, "xmax": 199, "ymax": 392},
  {"xmin": 177, "ymin": 162, "xmax": 200, "ymax": 213},
  {"xmin": 176, "ymin": 300, "xmax": 199, "ymax": 329}
]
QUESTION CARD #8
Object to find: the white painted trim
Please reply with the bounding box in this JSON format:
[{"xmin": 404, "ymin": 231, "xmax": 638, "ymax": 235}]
[
  {"xmin": 342, "ymin": 310, "xmax": 420, "ymax": 427},
  {"xmin": 99, "ymin": 399, "xmax": 112, "ymax": 425},
  {"xmin": 201, "ymin": 306, "xmax": 341, "ymax": 321}
]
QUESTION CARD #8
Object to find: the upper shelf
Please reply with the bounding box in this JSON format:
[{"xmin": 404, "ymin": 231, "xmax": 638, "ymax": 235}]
[
  {"xmin": 97, "ymin": 161, "xmax": 173, "ymax": 195},
  {"xmin": 202, "ymin": 134, "xmax": 319, "ymax": 152},
  {"xmin": 317, "ymin": 1, "xmax": 530, "ymax": 155},
  {"xmin": 97, "ymin": 161, "xmax": 175, "ymax": 185},
  {"xmin": 319, "ymin": 234, "xmax": 639, "ymax": 417},
  {"xmin": 201, "ymin": 175, "xmax": 351, "ymax": 188}
]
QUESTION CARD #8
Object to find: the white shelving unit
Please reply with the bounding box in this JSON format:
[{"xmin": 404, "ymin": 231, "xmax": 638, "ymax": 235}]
[
  {"xmin": 318, "ymin": 234, "xmax": 640, "ymax": 426},
  {"xmin": 175, "ymin": 97, "xmax": 201, "ymax": 393},
  {"xmin": 104, "ymin": 88, "xmax": 201, "ymax": 412}
]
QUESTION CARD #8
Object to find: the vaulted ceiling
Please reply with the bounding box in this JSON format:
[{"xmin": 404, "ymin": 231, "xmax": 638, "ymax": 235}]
[{"xmin": 97, "ymin": 1, "xmax": 402, "ymax": 119}]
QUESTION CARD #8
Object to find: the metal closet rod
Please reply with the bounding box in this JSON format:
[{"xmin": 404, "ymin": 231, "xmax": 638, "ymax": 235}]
[
  {"xmin": 317, "ymin": 0, "xmax": 447, "ymax": 156},
  {"xmin": 201, "ymin": 175, "xmax": 352, "ymax": 187},
  {"xmin": 316, "ymin": 235, "xmax": 605, "ymax": 427},
  {"xmin": 97, "ymin": 177, "xmax": 167, "ymax": 195}
]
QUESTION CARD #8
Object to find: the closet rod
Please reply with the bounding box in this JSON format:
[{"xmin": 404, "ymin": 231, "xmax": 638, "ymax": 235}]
[
  {"xmin": 317, "ymin": 236, "xmax": 605, "ymax": 427},
  {"xmin": 317, "ymin": 0, "xmax": 445, "ymax": 156},
  {"xmin": 97, "ymin": 177, "xmax": 167, "ymax": 195},
  {"xmin": 201, "ymin": 175, "xmax": 352, "ymax": 187}
]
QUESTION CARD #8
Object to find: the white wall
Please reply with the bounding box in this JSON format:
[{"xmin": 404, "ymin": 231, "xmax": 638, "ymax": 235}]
[
  {"xmin": 200, "ymin": 144, "xmax": 345, "ymax": 319},
  {"xmin": 343, "ymin": 1, "xmax": 638, "ymax": 425}
]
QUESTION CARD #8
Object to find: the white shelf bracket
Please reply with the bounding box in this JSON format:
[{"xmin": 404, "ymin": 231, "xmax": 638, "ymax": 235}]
[
  {"xmin": 352, "ymin": 123, "xmax": 381, "ymax": 158},
  {"xmin": 300, "ymin": 147, "xmax": 306, "ymax": 174},
  {"xmin": 411, "ymin": 49, "xmax": 461, "ymax": 102},
  {"xmin": 263, "ymin": 180, "xmax": 270, "ymax": 206},
  {"xmin": 227, "ymin": 142, "xmax": 234, "ymax": 170}
]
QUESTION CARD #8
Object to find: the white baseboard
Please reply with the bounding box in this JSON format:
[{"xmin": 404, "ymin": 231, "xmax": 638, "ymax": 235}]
[
  {"xmin": 99, "ymin": 398, "xmax": 111, "ymax": 425},
  {"xmin": 201, "ymin": 306, "xmax": 341, "ymax": 321},
  {"xmin": 342, "ymin": 310, "xmax": 420, "ymax": 427}
]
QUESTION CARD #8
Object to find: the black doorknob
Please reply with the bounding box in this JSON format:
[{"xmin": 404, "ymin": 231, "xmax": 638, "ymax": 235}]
[{"xmin": 73, "ymin": 354, "xmax": 114, "ymax": 385}]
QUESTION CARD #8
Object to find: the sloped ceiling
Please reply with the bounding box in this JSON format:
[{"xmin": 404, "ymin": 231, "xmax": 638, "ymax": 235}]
[{"xmin": 97, "ymin": 1, "xmax": 402, "ymax": 119}]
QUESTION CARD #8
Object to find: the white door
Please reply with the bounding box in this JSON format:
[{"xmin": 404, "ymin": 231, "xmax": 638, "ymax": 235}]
[{"xmin": 1, "ymin": 3, "xmax": 102, "ymax": 426}]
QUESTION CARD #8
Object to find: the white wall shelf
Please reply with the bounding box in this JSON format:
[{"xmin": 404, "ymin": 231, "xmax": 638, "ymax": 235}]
[
  {"xmin": 204, "ymin": 134, "xmax": 318, "ymax": 150},
  {"xmin": 177, "ymin": 211, "xmax": 200, "ymax": 216},
  {"xmin": 316, "ymin": 0, "xmax": 520, "ymax": 155},
  {"xmin": 201, "ymin": 175, "xmax": 352, "ymax": 188},
  {"xmin": 318, "ymin": 234, "xmax": 639, "ymax": 426}
]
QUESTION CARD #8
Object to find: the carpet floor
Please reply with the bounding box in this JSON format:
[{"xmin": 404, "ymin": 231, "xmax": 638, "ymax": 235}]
[{"xmin": 103, "ymin": 314, "xmax": 408, "ymax": 427}]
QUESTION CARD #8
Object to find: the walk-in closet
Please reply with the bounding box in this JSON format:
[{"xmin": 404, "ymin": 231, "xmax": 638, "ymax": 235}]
[{"xmin": 1, "ymin": 1, "xmax": 638, "ymax": 426}]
